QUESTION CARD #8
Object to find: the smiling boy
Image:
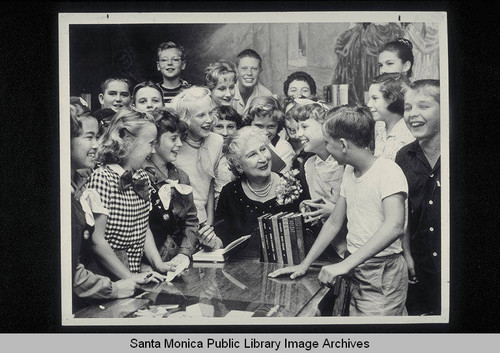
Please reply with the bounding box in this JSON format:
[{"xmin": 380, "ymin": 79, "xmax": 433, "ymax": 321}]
[
  {"xmin": 231, "ymin": 49, "xmax": 273, "ymax": 116},
  {"xmin": 156, "ymin": 41, "xmax": 191, "ymax": 105},
  {"xmin": 395, "ymin": 79, "xmax": 441, "ymax": 315}
]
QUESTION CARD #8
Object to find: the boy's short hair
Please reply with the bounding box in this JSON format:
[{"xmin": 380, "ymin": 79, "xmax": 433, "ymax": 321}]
[
  {"xmin": 204, "ymin": 60, "xmax": 237, "ymax": 90},
  {"xmin": 100, "ymin": 77, "xmax": 132, "ymax": 94},
  {"xmin": 324, "ymin": 104, "xmax": 374, "ymax": 148},
  {"xmin": 371, "ymin": 72, "xmax": 411, "ymax": 116},
  {"xmin": 286, "ymin": 99, "xmax": 329, "ymax": 123},
  {"xmin": 244, "ymin": 103, "xmax": 285, "ymax": 133},
  {"xmin": 236, "ymin": 49, "xmax": 262, "ymax": 68},
  {"xmin": 157, "ymin": 41, "xmax": 185, "ymax": 60},
  {"xmin": 283, "ymin": 71, "xmax": 317, "ymax": 96},
  {"xmin": 213, "ymin": 105, "xmax": 243, "ymax": 128},
  {"xmin": 402, "ymin": 79, "xmax": 440, "ymax": 104}
]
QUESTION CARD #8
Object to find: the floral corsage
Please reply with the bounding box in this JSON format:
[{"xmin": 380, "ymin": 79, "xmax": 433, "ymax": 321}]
[{"xmin": 276, "ymin": 169, "xmax": 303, "ymax": 205}]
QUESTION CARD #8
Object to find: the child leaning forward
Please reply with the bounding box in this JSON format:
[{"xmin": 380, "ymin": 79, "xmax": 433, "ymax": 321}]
[
  {"xmin": 85, "ymin": 108, "xmax": 176, "ymax": 281},
  {"xmin": 269, "ymin": 105, "xmax": 409, "ymax": 316}
]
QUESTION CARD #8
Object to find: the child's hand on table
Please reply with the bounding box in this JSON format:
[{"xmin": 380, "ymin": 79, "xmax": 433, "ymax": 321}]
[
  {"xmin": 198, "ymin": 223, "xmax": 223, "ymax": 250},
  {"xmin": 155, "ymin": 261, "xmax": 177, "ymax": 274},
  {"xmin": 268, "ymin": 263, "xmax": 309, "ymax": 280},
  {"xmin": 113, "ymin": 278, "xmax": 140, "ymax": 298}
]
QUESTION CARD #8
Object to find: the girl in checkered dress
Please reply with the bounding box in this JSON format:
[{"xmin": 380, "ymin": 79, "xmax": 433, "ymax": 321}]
[{"xmin": 85, "ymin": 108, "xmax": 176, "ymax": 281}]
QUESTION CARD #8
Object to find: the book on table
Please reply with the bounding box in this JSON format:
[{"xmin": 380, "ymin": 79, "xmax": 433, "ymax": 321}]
[
  {"xmin": 192, "ymin": 234, "xmax": 251, "ymax": 262},
  {"xmin": 257, "ymin": 212, "xmax": 306, "ymax": 265}
]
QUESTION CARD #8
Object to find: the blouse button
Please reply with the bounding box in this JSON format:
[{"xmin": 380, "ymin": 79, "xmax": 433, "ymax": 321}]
[
  {"xmin": 163, "ymin": 214, "xmax": 170, "ymax": 221},
  {"xmin": 83, "ymin": 230, "xmax": 90, "ymax": 240},
  {"xmin": 429, "ymin": 227, "xmax": 434, "ymax": 232},
  {"xmin": 432, "ymin": 252, "xmax": 438, "ymax": 257},
  {"xmin": 430, "ymin": 174, "xmax": 434, "ymax": 178},
  {"xmin": 428, "ymin": 200, "xmax": 433, "ymax": 205}
]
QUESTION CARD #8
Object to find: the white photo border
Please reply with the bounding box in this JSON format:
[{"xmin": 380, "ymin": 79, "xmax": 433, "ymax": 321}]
[{"xmin": 59, "ymin": 11, "xmax": 449, "ymax": 326}]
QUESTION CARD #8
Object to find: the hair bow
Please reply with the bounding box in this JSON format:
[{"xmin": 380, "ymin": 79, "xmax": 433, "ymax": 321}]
[{"xmin": 119, "ymin": 170, "xmax": 149, "ymax": 201}]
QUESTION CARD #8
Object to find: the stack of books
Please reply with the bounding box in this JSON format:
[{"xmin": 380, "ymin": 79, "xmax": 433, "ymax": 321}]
[{"xmin": 256, "ymin": 212, "xmax": 306, "ymax": 265}]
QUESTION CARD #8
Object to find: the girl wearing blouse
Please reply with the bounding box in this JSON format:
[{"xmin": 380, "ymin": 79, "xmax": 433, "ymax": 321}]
[
  {"xmin": 215, "ymin": 126, "xmax": 299, "ymax": 259},
  {"xmin": 367, "ymin": 72, "xmax": 415, "ymax": 161},
  {"xmin": 144, "ymin": 108, "xmax": 220, "ymax": 265},
  {"xmin": 70, "ymin": 101, "xmax": 147, "ymax": 310},
  {"xmin": 170, "ymin": 86, "xmax": 224, "ymax": 227},
  {"xmin": 86, "ymin": 108, "xmax": 176, "ymax": 280}
]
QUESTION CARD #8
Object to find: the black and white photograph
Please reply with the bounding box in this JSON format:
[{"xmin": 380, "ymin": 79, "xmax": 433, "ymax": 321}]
[{"xmin": 59, "ymin": 10, "xmax": 449, "ymax": 327}]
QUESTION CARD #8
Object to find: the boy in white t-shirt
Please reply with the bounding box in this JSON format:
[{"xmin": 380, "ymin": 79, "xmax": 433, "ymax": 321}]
[{"xmin": 269, "ymin": 105, "xmax": 409, "ymax": 316}]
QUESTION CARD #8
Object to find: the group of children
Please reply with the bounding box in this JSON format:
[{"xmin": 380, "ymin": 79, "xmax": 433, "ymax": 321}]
[{"xmin": 70, "ymin": 37, "xmax": 442, "ymax": 317}]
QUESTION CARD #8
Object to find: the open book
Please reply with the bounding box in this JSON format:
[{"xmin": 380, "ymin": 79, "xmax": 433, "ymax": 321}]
[{"xmin": 192, "ymin": 234, "xmax": 251, "ymax": 262}]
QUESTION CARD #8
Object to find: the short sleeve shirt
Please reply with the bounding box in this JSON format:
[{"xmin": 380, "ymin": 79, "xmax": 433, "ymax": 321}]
[
  {"xmin": 340, "ymin": 158, "xmax": 408, "ymax": 257},
  {"xmin": 86, "ymin": 165, "xmax": 152, "ymax": 273}
]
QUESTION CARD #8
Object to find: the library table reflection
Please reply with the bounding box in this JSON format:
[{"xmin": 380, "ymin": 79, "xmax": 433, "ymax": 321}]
[{"xmin": 74, "ymin": 260, "xmax": 330, "ymax": 319}]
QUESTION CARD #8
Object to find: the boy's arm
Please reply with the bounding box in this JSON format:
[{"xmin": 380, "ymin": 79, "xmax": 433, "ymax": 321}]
[
  {"xmin": 318, "ymin": 192, "xmax": 406, "ymax": 285},
  {"xmin": 268, "ymin": 195, "xmax": 347, "ymax": 279}
]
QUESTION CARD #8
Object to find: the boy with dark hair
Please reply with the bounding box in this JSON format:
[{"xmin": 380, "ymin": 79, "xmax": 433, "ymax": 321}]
[
  {"xmin": 396, "ymin": 79, "xmax": 441, "ymax": 315},
  {"xmin": 270, "ymin": 104, "xmax": 409, "ymax": 316},
  {"xmin": 231, "ymin": 48, "xmax": 273, "ymax": 115},
  {"xmin": 156, "ymin": 41, "xmax": 191, "ymax": 105}
]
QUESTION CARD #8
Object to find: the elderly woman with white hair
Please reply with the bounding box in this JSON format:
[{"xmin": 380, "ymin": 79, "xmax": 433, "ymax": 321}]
[{"xmin": 214, "ymin": 126, "xmax": 301, "ymax": 259}]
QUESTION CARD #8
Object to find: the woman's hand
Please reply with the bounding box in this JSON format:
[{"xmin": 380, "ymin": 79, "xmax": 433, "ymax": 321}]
[
  {"xmin": 268, "ymin": 263, "xmax": 309, "ymax": 279},
  {"xmin": 198, "ymin": 224, "xmax": 223, "ymax": 250},
  {"xmin": 300, "ymin": 198, "xmax": 335, "ymax": 224},
  {"xmin": 317, "ymin": 262, "xmax": 349, "ymax": 287}
]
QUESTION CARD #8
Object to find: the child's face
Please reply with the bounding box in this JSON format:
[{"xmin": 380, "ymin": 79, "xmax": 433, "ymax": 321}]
[
  {"xmin": 187, "ymin": 97, "xmax": 214, "ymax": 140},
  {"xmin": 236, "ymin": 57, "xmax": 261, "ymax": 89},
  {"xmin": 134, "ymin": 87, "xmax": 163, "ymax": 112},
  {"xmin": 156, "ymin": 130, "xmax": 183, "ymax": 163},
  {"xmin": 367, "ymin": 84, "xmax": 390, "ymax": 122},
  {"xmin": 287, "ymin": 80, "xmax": 312, "ymax": 99},
  {"xmin": 323, "ymin": 129, "xmax": 346, "ymax": 165},
  {"xmin": 98, "ymin": 80, "xmax": 131, "ymax": 111},
  {"xmin": 238, "ymin": 140, "xmax": 272, "ymax": 180},
  {"xmin": 378, "ymin": 50, "xmax": 410, "ymax": 75},
  {"xmin": 251, "ymin": 115, "xmax": 278, "ymax": 141},
  {"xmin": 71, "ymin": 117, "xmax": 99, "ymax": 170},
  {"xmin": 403, "ymin": 90, "xmax": 440, "ymax": 141},
  {"xmin": 297, "ymin": 118, "xmax": 326, "ymax": 155},
  {"xmin": 123, "ymin": 123, "xmax": 157, "ymax": 170},
  {"xmin": 157, "ymin": 48, "xmax": 186, "ymax": 80},
  {"xmin": 284, "ymin": 118, "xmax": 299, "ymax": 142},
  {"xmin": 212, "ymin": 73, "xmax": 236, "ymax": 106},
  {"xmin": 213, "ymin": 119, "xmax": 238, "ymax": 142}
]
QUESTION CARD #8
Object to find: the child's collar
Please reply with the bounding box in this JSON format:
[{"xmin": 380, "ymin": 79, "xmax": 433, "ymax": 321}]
[{"xmin": 108, "ymin": 164, "xmax": 127, "ymax": 177}]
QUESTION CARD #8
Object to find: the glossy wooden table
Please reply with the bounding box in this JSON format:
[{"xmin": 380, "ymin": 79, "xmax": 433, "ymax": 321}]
[{"xmin": 74, "ymin": 259, "xmax": 331, "ymax": 319}]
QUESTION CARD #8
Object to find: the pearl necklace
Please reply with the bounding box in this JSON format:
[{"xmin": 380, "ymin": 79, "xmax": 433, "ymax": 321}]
[{"xmin": 245, "ymin": 176, "xmax": 273, "ymax": 198}]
